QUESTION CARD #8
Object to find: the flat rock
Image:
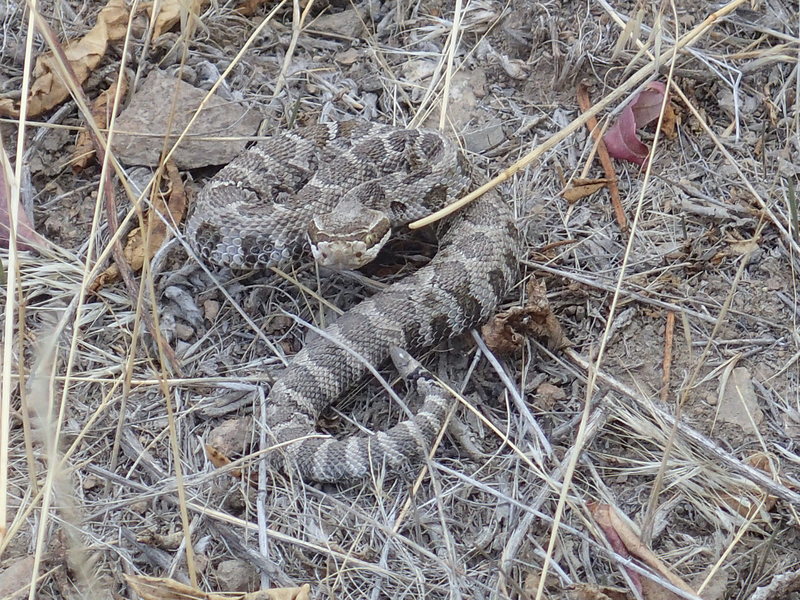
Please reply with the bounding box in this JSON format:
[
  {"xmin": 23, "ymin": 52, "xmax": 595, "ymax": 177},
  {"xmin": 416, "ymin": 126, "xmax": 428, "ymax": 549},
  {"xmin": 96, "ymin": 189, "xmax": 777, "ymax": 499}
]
[
  {"xmin": 718, "ymin": 366, "xmax": 763, "ymax": 434},
  {"xmin": 112, "ymin": 70, "xmax": 261, "ymax": 168},
  {"xmin": 422, "ymin": 68, "xmax": 488, "ymax": 131},
  {"xmin": 463, "ymin": 119, "xmax": 506, "ymax": 153}
]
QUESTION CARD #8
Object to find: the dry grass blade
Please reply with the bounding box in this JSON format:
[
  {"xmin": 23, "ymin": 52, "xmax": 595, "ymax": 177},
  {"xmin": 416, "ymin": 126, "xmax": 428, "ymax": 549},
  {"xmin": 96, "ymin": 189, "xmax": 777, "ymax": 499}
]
[
  {"xmin": 125, "ymin": 574, "xmax": 311, "ymax": 599},
  {"xmin": 0, "ymin": 0, "xmax": 39, "ymax": 544}
]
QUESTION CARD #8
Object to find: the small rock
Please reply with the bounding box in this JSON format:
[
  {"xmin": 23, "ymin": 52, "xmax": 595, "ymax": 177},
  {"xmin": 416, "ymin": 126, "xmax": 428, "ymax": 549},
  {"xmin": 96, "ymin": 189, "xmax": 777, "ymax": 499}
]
[
  {"xmin": 463, "ymin": 120, "xmax": 506, "ymax": 153},
  {"xmin": 175, "ymin": 322, "xmax": 194, "ymax": 341},
  {"xmin": 208, "ymin": 417, "xmax": 253, "ymax": 457},
  {"xmin": 203, "ymin": 299, "xmax": 221, "ymax": 322},
  {"xmin": 718, "ymin": 367, "xmax": 763, "ymax": 434},
  {"xmin": 422, "ymin": 68, "xmax": 487, "ymax": 130},
  {"xmin": 215, "ymin": 559, "xmax": 258, "ymax": 592},
  {"xmin": 0, "ymin": 557, "xmax": 36, "ymax": 599},
  {"xmin": 310, "ymin": 8, "xmax": 367, "ymax": 38},
  {"xmin": 335, "ymin": 47, "xmax": 363, "ymax": 65},
  {"xmin": 536, "ymin": 382, "xmax": 566, "ymax": 410},
  {"xmin": 82, "ymin": 475, "xmax": 100, "ymax": 490},
  {"xmin": 717, "ymin": 88, "xmax": 759, "ymax": 118},
  {"xmin": 129, "ymin": 500, "xmax": 150, "ymax": 514},
  {"xmin": 112, "ymin": 70, "xmax": 262, "ymax": 169}
]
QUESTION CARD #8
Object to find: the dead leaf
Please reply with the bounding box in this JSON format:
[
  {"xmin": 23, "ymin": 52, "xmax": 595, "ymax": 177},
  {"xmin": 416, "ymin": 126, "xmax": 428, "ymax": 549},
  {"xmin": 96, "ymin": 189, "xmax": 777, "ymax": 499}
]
[
  {"xmin": 0, "ymin": 0, "xmax": 129, "ymax": 118},
  {"xmin": 136, "ymin": 530, "xmax": 185, "ymax": 550},
  {"xmin": 0, "ymin": 136, "xmax": 50, "ymax": 251},
  {"xmin": 724, "ymin": 233, "xmax": 760, "ymax": 256},
  {"xmin": 692, "ymin": 565, "xmax": 729, "ymax": 600},
  {"xmin": 521, "ymin": 570, "xmax": 561, "ymax": 597},
  {"xmin": 534, "ymin": 382, "xmax": 566, "ymax": 410},
  {"xmin": 562, "ymin": 178, "xmax": 610, "ymax": 204},
  {"xmin": 144, "ymin": 0, "xmax": 206, "ymax": 39},
  {"xmin": 205, "ymin": 444, "xmax": 232, "ymax": 470},
  {"xmin": 73, "ymin": 76, "xmax": 128, "ymax": 171},
  {"xmin": 125, "ymin": 574, "xmax": 311, "ymax": 600},
  {"xmin": 718, "ymin": 452, "xmax": 781, "ymax": 518},
  {"xmin": 234, "ymin": 0, "xmax": 274, "ymax": 16},
  {"xmin": 640, "ymin": 577, "xmax": 683, "ymax": 600},
  {"xmin": 604, "ymin": 81, "xmax": 672, "ymax": 166},
  {"xmin": 205, "ymin": 443, "xmax": 257, "ymax": 486},
  {"xmin": 590, "ymin": 503, "xmax": 641, "ymax": 595},
  {"xmin": 588, "ymin": 503, "xmax": 696, "ymax": 598},
  {"xmin": 90, "ymin": 161, "xmax": 186, "ymax": 292},
  {"xmin": 482, "ymin": 279, "xmax": 570, "ymax": 354}
]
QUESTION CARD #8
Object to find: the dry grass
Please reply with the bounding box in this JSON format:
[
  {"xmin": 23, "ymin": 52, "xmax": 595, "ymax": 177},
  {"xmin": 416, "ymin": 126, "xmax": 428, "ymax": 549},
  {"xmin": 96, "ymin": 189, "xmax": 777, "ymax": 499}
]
[{"xmin": 1, "ymin": 0, "xmax": 799, "ymax": 599}]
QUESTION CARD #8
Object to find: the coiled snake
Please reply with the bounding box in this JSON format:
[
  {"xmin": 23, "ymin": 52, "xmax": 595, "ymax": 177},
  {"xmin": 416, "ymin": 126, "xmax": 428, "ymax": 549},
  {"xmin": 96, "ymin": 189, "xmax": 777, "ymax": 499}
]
[{"xmin": 187, "ymin": 120, "xmax": 519, "ymax": 482}]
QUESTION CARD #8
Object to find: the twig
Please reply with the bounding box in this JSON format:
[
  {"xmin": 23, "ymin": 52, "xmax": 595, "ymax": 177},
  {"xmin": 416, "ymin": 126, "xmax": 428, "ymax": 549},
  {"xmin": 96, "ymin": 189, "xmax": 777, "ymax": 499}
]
[
  {"xmin": 660, "ymin": 311, "xmax": 675, "ymax": 405},
  {"xmin": 576, "ymin": 82, "xmax": 627, "ymax": 232}
]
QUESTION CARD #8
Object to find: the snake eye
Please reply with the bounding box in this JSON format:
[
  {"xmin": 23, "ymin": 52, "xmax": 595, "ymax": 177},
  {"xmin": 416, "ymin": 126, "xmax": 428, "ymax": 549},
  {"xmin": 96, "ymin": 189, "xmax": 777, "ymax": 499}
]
[{"xmin": 365, "ymin": 234, "xmax": 376, "ymax": 246}]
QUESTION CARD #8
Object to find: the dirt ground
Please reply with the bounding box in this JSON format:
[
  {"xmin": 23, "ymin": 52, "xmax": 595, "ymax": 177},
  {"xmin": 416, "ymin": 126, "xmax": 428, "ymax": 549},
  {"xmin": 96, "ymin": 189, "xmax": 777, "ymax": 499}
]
[{"xmin": 1, "ymin": 0, "xmax": 799, "ymax": 599}]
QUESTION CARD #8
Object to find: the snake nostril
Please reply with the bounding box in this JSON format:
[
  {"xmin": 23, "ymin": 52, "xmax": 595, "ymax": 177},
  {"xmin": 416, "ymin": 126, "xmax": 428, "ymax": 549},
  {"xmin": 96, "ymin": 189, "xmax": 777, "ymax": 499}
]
[{"xmin": 355, "ymin": 251, "xmax": 363, "ymax": 258}]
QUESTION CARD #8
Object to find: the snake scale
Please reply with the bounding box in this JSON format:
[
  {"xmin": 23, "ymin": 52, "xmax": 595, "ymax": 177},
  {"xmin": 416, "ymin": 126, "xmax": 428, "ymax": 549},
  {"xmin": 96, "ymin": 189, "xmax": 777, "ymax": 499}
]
[{"xmin": 187, "ymin": 120, "xmax": 520, "ymax": 482}]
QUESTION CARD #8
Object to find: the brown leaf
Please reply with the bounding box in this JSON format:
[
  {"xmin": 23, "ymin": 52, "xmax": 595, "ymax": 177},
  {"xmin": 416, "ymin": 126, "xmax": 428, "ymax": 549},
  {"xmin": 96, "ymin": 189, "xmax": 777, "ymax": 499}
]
[
  {"xmin": 562, "ymin": 178, "xmax": 609, "ymax": 204},
  {"xmin": 588, "ymin": 503, "xmax": 696, "ymax": 598},
  {"xmin": 90, "ymin": 161, "xmax": 186, "ymax": 292},
  {"xmin": 482, "ymin": 279, "xmax": 570, "ymax": 354},
  {"xmin": 589, "ymin": 503, "xmax": 641, "ymax": 594},
  {"xmin": 73, "ymin": 76, "xmax": 128, "ymax": 171},
  {"xmin": 640, "ymin": 577, "xmax": 683, "ymax": 600},
  {"xmin": 144, "ymin": 0, "xmax": 207, "ymax": 39},
  {"xmin": 0, "ymin": 0, "xmax": 129, "ymax": 118},
  {"xmin": 724, "ymin": 233, "xmax": 760, "ymax": 256},
  {"xmin": 205, "ymin": 444, "xmax": 232, "ymax": 470},
  {"xmin": 136, "ymin": 530, "xmax": 185, "ymax": 550},
  {"xmin": 205, "ymin": 444, "xmax": 257, "ymax": 486},
  {"xmin": 604, "ymin": 81, "xmax": 671, "ymax": 166},
  {"xmin": 718, "ymin": 452, "xmax": 781, "ymax": 518},
  {"xmin": 125, "ymin": 574, "xmax": 311, "ymax": 600},
  {"xmin": 235, "ymin": 0, "xmax": 269, "ymax": 16}
]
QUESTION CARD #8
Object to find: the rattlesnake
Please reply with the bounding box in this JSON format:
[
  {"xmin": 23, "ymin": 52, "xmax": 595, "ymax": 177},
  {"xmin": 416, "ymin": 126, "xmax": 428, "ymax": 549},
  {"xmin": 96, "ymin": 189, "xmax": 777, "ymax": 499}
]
[{"xmin": 187, "ymin": 120, "xmax": 520, "ymax": 482}]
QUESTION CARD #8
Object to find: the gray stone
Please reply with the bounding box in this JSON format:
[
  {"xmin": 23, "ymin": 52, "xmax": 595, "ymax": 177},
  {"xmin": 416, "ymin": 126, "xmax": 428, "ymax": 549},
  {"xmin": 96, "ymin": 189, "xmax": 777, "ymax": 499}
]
[{"xmin": 112, "ymin": 70, "xmax": 261, "ymax": 168}]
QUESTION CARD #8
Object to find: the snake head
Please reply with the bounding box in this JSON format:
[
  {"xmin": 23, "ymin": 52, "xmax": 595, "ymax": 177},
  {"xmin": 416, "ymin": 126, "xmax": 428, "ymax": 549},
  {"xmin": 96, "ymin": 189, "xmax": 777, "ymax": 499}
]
[{"xmin": 308, "ymin": 202, "xmax": 391, "ymax": 270}]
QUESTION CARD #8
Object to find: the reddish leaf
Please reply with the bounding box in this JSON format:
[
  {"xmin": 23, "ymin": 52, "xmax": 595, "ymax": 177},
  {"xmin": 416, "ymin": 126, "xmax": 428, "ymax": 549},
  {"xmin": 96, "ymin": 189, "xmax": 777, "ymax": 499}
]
[
  {"xmin": 0, "ymin": 157, "xmax": 48, "ymax": 252},
  {"xmin": 604, "ymin": 81, "xmax": 669, "ymax": 166}
]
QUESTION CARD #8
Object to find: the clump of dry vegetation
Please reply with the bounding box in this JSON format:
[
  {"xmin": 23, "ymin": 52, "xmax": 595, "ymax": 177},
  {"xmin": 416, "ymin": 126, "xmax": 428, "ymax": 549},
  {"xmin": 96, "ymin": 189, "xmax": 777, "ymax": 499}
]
[{"xmin": 1, "ymin": 0, "xmax": 799, "ymax": 599}]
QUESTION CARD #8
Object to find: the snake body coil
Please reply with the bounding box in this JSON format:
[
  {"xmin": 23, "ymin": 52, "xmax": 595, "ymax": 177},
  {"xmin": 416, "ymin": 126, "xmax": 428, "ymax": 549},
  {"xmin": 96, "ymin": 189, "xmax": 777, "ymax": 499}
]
[{"xmin": 188, "ymin": 121, "xmax": 519, "ymax": 481}]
